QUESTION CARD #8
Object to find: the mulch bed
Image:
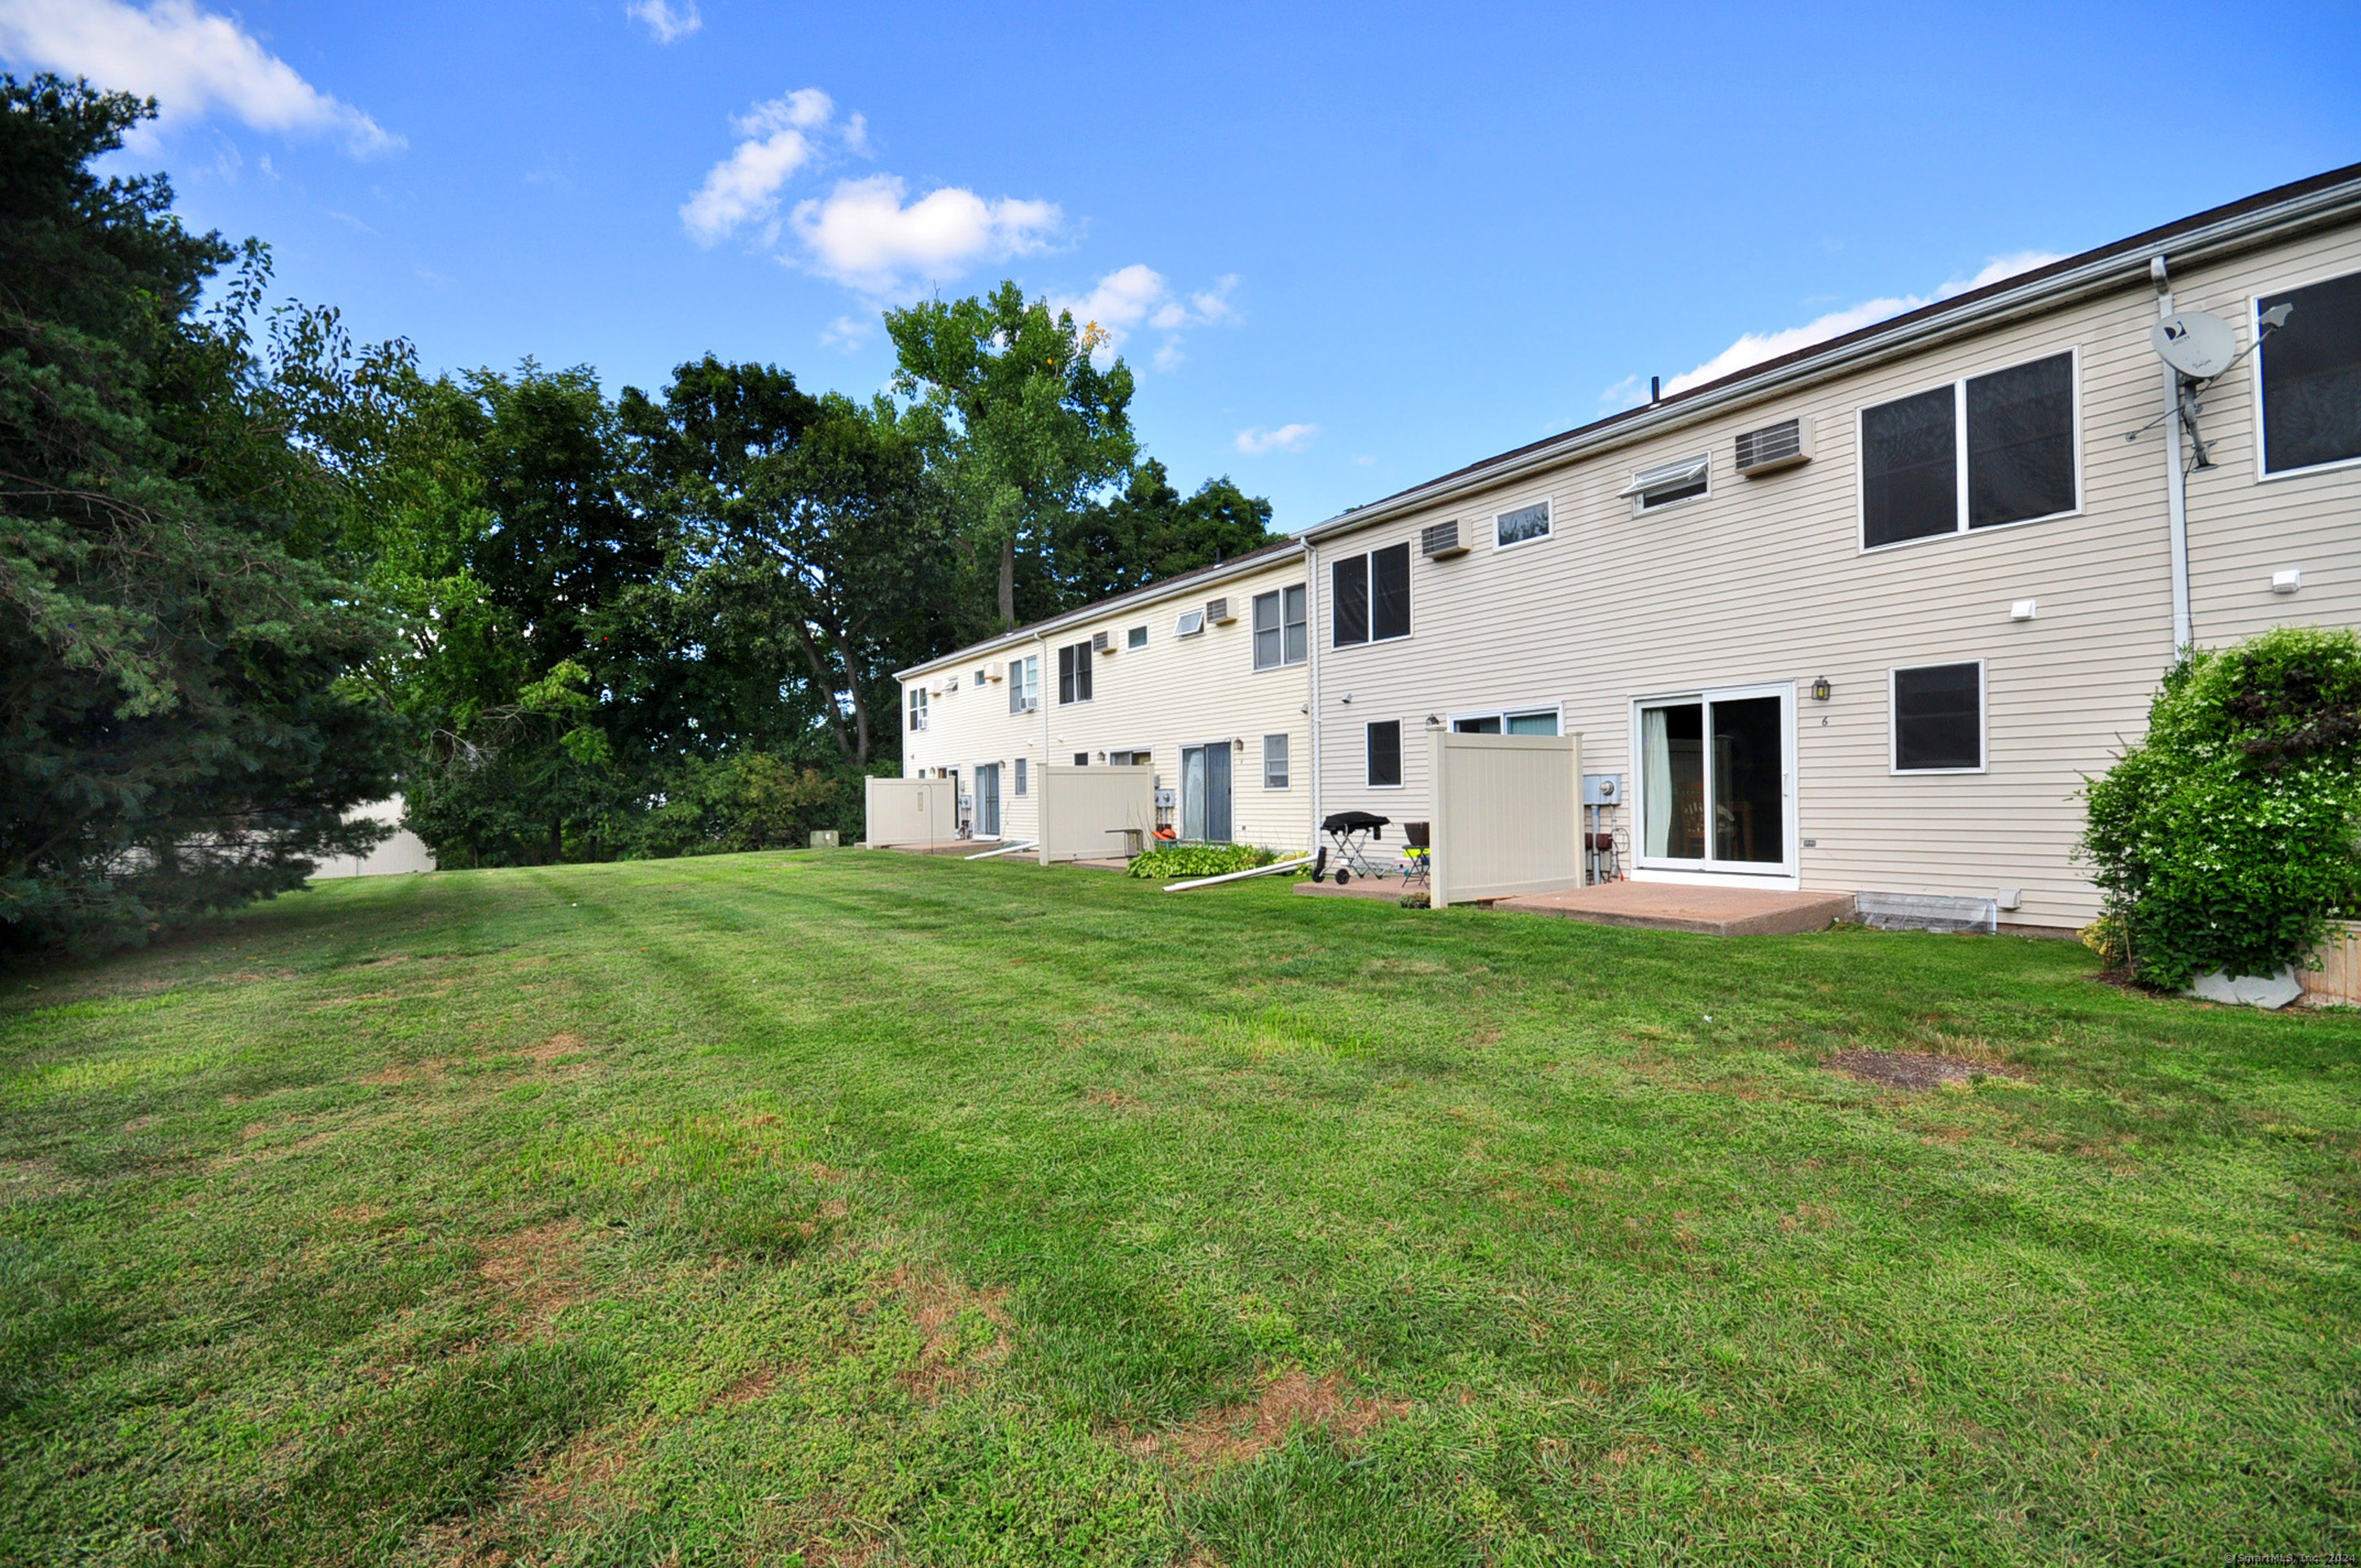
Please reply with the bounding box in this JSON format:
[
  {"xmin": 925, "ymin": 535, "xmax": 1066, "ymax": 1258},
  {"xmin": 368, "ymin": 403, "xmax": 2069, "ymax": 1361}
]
[{"xmin": 1823, "ymin": 1049, "xmax": 2025, "ymax": 1091}]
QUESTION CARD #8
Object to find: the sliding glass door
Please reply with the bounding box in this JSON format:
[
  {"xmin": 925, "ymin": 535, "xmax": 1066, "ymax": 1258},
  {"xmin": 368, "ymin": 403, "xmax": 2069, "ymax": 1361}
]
[
  {"xmin": 1634, "ymin": 684, "xmax": 1793, "ymax": 877},
  {"xmin": 1180, "ymin": 742, "xmax": 1233, "ymax": 842}
]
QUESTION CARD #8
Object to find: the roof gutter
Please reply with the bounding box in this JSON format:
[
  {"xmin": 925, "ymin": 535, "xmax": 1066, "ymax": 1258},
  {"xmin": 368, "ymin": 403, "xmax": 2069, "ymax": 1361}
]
[
  {"xmin": 892, "ymin": 539, "xmax": 1308, "ymax": 681},
  {"xmin": 1303, "ymin": 173, "xmax": 2361, "ymax": 543}
]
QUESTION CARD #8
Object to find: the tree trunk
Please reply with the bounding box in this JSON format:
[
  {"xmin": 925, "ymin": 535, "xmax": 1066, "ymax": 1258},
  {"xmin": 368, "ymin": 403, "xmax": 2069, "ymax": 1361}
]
[
  {"xmin": 791, "ymin": 624, "xmax": 855, "ymax": 760},
  {"xmin": 840, "ymin": 634, "xmax": 873, "ymax": 765},
  {"xmin": 998, "ymin": 533, "xmax": 1015, "ymax": 628}
]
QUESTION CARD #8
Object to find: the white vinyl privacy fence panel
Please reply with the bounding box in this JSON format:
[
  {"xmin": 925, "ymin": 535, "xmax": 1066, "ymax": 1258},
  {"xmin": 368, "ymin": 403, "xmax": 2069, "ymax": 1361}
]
[
  {"xmin": 1037, "ymin": 764, "xmax": 1156, "ymax": 864},
  {"xmin": 1427, "ymin": 729, "xmax": 1583, "ymax": 907},
  {"xmin": 865, "ymin": 776, "xmax": 957, "ymax": 847}
]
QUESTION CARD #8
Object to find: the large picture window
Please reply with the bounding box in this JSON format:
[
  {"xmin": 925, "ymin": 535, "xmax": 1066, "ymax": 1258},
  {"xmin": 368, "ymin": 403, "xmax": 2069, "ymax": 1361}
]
[
  {"xmin": 1892, "ymin": 662, "xmax": 1984, "ymax": 773},
  {"xmin": 1330, "ymin": 544, "xmax": 1410, "ymax": 646},
  {"xmin": 1861, "ymin": 351, "xmax": 2078, "ymax": 548},
  {"xmin": 2258, "ymin": 269, "xmax": 2361, "ymax": 475},
  {"xmin": 1252, "ymin": 585, "xmax": 1308, "ymax": 669},
  {"xmin": 1366, "ymin": 720, "xmax": 1402, "ymax": 788},
  {"xmin": 1057, "ymin": 641, "xmax": 1093, "ymax": 704}
]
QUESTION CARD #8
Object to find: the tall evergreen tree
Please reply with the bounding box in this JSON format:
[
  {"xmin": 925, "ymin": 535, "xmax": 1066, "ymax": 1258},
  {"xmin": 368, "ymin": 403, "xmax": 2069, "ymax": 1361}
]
[{"xmin": 0, "ymin": 77, "xmax": 400, "ymax": 954}]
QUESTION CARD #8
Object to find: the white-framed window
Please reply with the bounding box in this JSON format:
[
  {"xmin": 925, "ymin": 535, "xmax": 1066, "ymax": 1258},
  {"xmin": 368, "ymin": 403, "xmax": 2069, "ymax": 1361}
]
[
  {"xmin": 1494, "ymin": 498, "xmax": 1551, "ymax": 548},
  {"xmin": 1619, "ymin": 455, "xmax": 1710, "ymax": 513},
  {"xmin": 907, "ymin": 684, "xmax": 928, "ymax": 731},
  {"xmin": 1331, "ymin": 544, "xmax": 1410, "ymax": 647},
  {"xmin": 1007, "ymin": 654, "xmax": 1040, "ymax": 713},
  {"xmin": 1449, "ymin": 705, "xmax": 1560, "ymax": 735},
  {"xmin": 1366, "ymin": 720, "xmax": 1403, "ymax": 787},
  {"xmin": 1859, "ymin": 349, "xmax": 2080, "ymax": 550},
  {"xmin": 973, "ymin": 668, "xmax": 987, "ymax": 687},
  {"xmin": 2254, "ymin": 269, "xmax": 2361, "ymax": 478},
  {"xmin": 1056, "ymin": 641, "xmax": 1093, "ymax": 704},
  {"xmin": 1109, "ymin": 749, "xmax": 1151, "ymax": 766},
  {"xmin": 1263, "ymin": 733, "xmax": 1290, "ymax": 789},
  {"xmin": 1128, "ymin": 625, "xmax": 1149, "ymax": 649},
  {"xmin": 1890, "ymin": 661, "xmax": 1986, "ymax": 773},
  {"xmin": 1014, "ymin": 757, "xmax": 1027, "ymax": 795},
  {"xmin": 1252, "ymin": 585, "xmax": 1308, "ymax": 669},
  {"xmin": 1176, "ymin": 607, "xmax": 1206, "ymax": 637}
]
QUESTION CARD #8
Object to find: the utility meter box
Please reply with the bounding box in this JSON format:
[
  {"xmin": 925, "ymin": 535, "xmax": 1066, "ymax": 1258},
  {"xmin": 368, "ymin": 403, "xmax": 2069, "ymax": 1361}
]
[{"xmin": 1582, "ymin": 773, "xmax": 1624, "ymax": 807}]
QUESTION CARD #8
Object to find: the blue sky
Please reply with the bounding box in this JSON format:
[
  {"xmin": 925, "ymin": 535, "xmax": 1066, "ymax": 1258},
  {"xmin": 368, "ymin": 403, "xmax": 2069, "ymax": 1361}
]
[{"xmin": 7, "ymin": 1, "xmax": 2358, "ymax": 532}]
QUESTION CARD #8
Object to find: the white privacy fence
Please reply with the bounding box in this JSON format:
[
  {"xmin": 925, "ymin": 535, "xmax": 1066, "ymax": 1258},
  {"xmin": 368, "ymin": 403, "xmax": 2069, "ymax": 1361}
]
[
  {"xmin": 864, "ymin": 776, "xmax": 957, "ymax": 847},
  {"xmin": 1036, "ymin": 764, "xmax": 1155, "ymax": 864},
  {"xmin": 1427, "ymin": 729, "xmax": 1583, "ymax": 908}
]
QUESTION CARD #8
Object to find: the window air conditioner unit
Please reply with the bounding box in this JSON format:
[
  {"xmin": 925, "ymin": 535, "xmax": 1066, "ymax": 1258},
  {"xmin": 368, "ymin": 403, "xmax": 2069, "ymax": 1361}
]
[
  {"xmin": 1175, "ymin": 607, "xmax": 1207, "ymax": 637},
  {"xmin": 1420, "ymin": 520, "xmax": 1468, "ymax": 558},
  {"xmin": 1093, "ymin": 629, "xmax": 1114, "ymax": 654},
  {"xmin": 1204, "ymin": 597, "xmax": 1236, "ymax": 624},
  {"xmin": 1734, "ymin": 416, "xmax": 1812, "ymax": 476},
  {"xmin": 985, "ymin": 660, "xmax": 1005, "ymax": 681}
]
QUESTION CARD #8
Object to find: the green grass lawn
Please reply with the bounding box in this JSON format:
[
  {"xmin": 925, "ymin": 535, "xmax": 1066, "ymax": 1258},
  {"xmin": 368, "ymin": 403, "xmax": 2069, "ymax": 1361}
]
[{"xmin": 2, "ymin": 852, "xmax": 2355, "ymax": 1565}]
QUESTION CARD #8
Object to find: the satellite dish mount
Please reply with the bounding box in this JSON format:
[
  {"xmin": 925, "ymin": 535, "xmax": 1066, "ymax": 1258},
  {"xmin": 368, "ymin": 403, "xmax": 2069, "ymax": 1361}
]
[{"xmin": 2133, "ymin": 304, "xmax": 2292, "ymax": 471}]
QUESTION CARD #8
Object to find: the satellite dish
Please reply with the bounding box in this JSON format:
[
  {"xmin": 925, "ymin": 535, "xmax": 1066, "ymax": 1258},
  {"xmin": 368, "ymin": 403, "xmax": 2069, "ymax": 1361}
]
[{"xmin": 2153, "ymin": 310, "xmax": 2237, "ymax": 379}]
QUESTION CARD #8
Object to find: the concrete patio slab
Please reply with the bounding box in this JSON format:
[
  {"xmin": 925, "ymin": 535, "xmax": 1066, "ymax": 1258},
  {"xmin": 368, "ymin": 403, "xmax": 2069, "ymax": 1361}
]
[
  {"xmin": 1294, "ymin": 878, "xmax": 1420, "ymax": 902},
  {"xmin": 1492, "ymin": 880, "xmax": 1855, "ymax": 936}
]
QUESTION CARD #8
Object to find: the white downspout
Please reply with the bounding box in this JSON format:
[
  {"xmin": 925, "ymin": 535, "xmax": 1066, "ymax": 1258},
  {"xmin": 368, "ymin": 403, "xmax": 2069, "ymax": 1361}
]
[
  {"xmin": 1034, "ymin": 630, "xmax": 1049, "ymax": 844},
  {"xmin": 2153, "ymin": 255, "xmax": 2192, "ymax": 653},
  {"xmin": 1305, "ymin": 537, "xmax": 1322, "ymax": 853}
]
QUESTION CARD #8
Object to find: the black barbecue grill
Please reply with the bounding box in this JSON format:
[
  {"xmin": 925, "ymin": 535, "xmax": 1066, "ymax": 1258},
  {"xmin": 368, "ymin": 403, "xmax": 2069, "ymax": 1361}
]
[{"xmin": 1311, "ymin": 810, "xmax": 1391, "ymax": 884}]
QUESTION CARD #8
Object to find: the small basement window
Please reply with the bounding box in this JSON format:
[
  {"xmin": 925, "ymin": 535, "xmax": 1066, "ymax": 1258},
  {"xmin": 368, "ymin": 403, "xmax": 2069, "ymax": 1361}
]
[
  {"xmin": 2257, "ymin": 269, "xmax": 2361, "ymax": 475},
  {"xmin": 1367, "ymin": 720, "xmax": 1403, "ymax": 788},
  {"xmin": 1892, "ymin": 662, "xmax": 1985, "ymax": 773},
  {"xmin": 1620, "ymin": 455, "xmax": 1709, "ymax": 512}
]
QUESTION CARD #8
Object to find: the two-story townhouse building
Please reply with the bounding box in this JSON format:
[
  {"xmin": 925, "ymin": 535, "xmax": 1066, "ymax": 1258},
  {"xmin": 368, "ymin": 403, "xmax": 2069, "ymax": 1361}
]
[
  {"xmin": 1302, "ymin": 163, "xmax": 2361, "ymax": 931},
  {"xmin": 896, "ymin": 540, "xmax": 1313, "ymax": 852}
]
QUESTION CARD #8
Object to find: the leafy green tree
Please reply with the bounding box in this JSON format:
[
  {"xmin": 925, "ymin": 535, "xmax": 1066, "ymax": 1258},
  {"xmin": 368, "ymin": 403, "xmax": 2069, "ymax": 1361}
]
[
  {"xmin": 0, "ymin": 76, "xmax": 400, "ymax": 954},
  {"xmin": 1056, "ymin": 458, "xmax": 1276, "ymax": 603},
  {"xmin": 885, "ymin": 282, "xmax": 1137, "ymax": 629}
]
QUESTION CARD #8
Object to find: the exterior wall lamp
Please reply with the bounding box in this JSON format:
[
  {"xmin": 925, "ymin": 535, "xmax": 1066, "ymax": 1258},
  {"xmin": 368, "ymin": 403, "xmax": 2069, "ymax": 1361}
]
[{"xmin": 1809, "ymin": 677, "xmax": 1832, "ymax": 702}]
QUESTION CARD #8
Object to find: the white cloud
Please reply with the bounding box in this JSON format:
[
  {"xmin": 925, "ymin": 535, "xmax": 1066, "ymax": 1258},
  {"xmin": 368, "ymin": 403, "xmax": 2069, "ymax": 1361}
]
[
  {"xmin": 1049, "ymin": 266, "xmax": 1239, "ymax": 370},
  {"xmin": 1654, "ymin": 250, "xmax": 2065, "ymax": 398},
  {"xmin": 681, "ymin": 87, "xmax": 839, "ymax": 245},
  {"xmin": 791, "ymin": 173, "xmax": 1059, "ymax": 294},
  {"xmin": 0, "ymin": 0, "xmax": 399, "ymax": 155},
  {"xmin": 819, "ymin": 313, "xmax": 871, "ymax": 352},
  {"xmin": 1235, "ymin": 423, "xmax": 1318, "ymax": 456},
  {"xmin": 625, "ymin": 0, "xmax": 700, "ymax": 43}
]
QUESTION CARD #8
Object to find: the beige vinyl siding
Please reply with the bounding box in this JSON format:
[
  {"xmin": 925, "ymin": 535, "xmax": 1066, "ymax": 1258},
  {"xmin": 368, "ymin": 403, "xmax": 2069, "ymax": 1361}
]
[
  {"xmin": 900, "ymin": 551, "xmax": 1313, "ymax": 852},
  {"xmin": 1312, "ymin": 218, "xmax": 2361, "ymax": 930}
]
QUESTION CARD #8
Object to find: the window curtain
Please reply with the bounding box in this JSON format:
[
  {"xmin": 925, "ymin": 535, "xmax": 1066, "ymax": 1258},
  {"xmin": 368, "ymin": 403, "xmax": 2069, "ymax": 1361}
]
[{"xmin": 1642, "ymin": 707, "xmax": 1673, "ymax": 858}]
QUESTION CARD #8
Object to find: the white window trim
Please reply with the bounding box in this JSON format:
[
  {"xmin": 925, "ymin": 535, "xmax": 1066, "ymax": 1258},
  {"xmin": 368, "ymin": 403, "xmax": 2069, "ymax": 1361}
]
[
  {"xmin": 1263, "ymin": 732, "xmax": 1291, "ymax": 791},
  {"xmin": 2249, "ymin": 269, "xmax": 2361, "ymax": 483},
  {"xmin": 1127, "ymin": 625, "xmax": 1150, "ymax": 649},
  {"xmin": 1329, "ymin": 549, "xmax": 1413, "ymax": 649},
  {"xmin": 1887, "ymin": 659, "xmax": 1990, "ymax": 776},
  {"xmin": 1057, "ymin": 641, "xmax": 1093, "ymax": 707},
  {"xmin": 1855, "ymin": 345, "xmax": 2084, "ymax": 554},
  {"xmin": 1491, "ymin": 496, "xmax": 1553, "ymax": 551},
  {"xmin": 1364, "ymin": 719, "xmax": 1406, "ymax": 790},
  {"xmin": 1625, "ymin": 681, "xmax": 1799, "ymax": 888},
  {"xmin": 1250, "ymin": 585, "xmax": 1310, "ymax": 672},
  {"xmin": 1175, "ymin": 607, "xmax": 1207, "ymax": 637},
  {"xmin": 1446, "ymin": 701, "xmax": 1564, "ymax": 734},
  {"xmin": 1621, "ymin": 454, "xmax": 1711, "ymax": 516}
]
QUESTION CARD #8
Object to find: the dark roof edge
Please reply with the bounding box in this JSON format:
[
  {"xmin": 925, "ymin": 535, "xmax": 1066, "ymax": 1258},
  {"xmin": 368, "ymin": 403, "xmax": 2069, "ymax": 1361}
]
[
  {"xmin": 894, "ymin": 536, "xmax": 1306, "ymax": 680},
  {"xmin": 1304, "ymin": 160, "xmax": 2361, "ymax": 544}
]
